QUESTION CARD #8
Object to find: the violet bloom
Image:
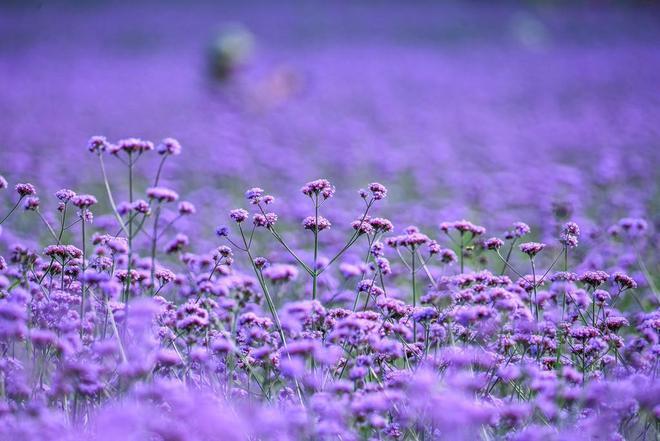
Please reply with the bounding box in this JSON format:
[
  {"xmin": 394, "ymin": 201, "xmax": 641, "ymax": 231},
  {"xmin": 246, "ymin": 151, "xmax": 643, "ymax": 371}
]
[
  {"xmin": 484, "ymin": 237, "xmax": 504, "ymax": 250},
  {"xmin": 303, "ymin": 215, "xmax": 331, "ymax": 231},
  {"xmin": 15, "ymin": 183, "xmax": 36, "ymax": 197},
  {"xmin": 146, "ymin": 187, "xmax": 179, "ymax": 203},
  {"xmin": 87, "ymin": 135, "xmax": 109, "ymax": 154},
  {"xmin": 229, "ymin": 208, "xmax": 249, "ymax": 223},
  {"xmin": 71, "ymin": 194, "xmax": 97, "ymax": 209},
  {"xmin": 301, "ymin": 179, "xmax": 335, "ymax": 199},
  {"xmin": 519, "ymin": 242, "xmax": 546, "ymax": 257},
  {"xmin": 157, "ymin": 137, "xmax": 182, "ymax": 156}
]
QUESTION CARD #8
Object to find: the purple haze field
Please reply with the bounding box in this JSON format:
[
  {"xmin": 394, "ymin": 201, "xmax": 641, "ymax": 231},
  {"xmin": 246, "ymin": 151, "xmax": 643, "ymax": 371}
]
[{"xmin": 0, "ymin": 1, "xmax": 658, "ymax": 440}]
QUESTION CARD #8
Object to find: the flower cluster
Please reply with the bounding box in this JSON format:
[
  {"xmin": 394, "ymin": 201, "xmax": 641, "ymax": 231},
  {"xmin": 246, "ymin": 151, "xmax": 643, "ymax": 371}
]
[{"xmin": 0, "ymin": 137, "xmax": 656, "ymax": 441}]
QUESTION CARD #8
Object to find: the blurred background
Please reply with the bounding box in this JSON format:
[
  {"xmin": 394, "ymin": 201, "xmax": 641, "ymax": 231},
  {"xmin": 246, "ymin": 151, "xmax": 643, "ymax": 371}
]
[{"xmin": 0, "ymin": 0, "xmax": 659, "ymax": 247}]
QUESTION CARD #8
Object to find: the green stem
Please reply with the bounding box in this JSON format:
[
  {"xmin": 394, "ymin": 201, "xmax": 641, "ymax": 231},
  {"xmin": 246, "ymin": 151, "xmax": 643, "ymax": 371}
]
[
  {"xmin": 531, "ymin": 257, "xmax": 538, "ymax": 321},
  {"xmin": 150, "ymin": 206, "xmax": 161, "ymax": 295},
  {"xmin": 312, "ymin": 195, "xmax": 319, "ymax": 302},
  {"xmin": 80, "ymin": 212, "xmax": 87, "ymax": 338},
  {"xmin": 0, "ymin": 197, "xmax": 24, "ymax": 225},
  {"xmin": 412, "ymin": 248, "xmax": 417, "ymax": 342}
]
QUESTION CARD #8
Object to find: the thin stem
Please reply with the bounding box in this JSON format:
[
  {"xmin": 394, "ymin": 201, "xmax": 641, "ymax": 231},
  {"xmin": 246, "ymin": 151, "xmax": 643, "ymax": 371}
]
[
  {"xmin": 495, "ymin": 251, "xmax": 525, "ymax": 279},
  {"xmin": 98, "ymin": 154, "xmax": 128, "ymax": 236},
  {"xmin": 312, "ymin": 194, "xmax": 319, "ymax": 301},
  {"xmin": 106, "ymin": 298, "xmax": 127, "ymax": 363},
  {"xmin": 412, "ymin": 248, "xmax": 417, "ymax": 342},
  {"xmin": 153, "ymin": 155, "xmax": 168, "ymax": 187},
  {"xmin": 530, "ymin": 257, "xmax": 538, "ymax": 321},
  {"xmin": 150, "ymin": 205, "xmax": 161, "ymax": 295},
  {"xmin": 268, "ymin": 227, "xmax": 314, "ymax": 276},
  {"xmin": 459, "ymin": 232, "xmax": 465, "ymax": 273},
  {"xmin": 500, "ymin": 238, "xmax": 517, "ymax": 275},
  {"xmin": 0, "ymin": 197, "xmax": 24, "ymax": 225},
  {"xmin": 80, "ymin": 212, "xmax": 87, "ymax": 338},
  {"xmin": 124, "ymin": 153, "xmax": 134, "ymax": 304},
  {"xmin": 36, "ymin": 211, "xmax": 59, "ymax": 242}
]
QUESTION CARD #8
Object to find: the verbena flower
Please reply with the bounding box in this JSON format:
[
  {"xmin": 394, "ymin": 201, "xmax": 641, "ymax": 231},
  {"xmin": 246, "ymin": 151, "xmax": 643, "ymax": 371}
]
[
  {"xmin": 303, "ymin": 215, "xmax": 331, "ymax": 231},
  {"xmin": 519, "ymin": 242, "xmax": 546, "ymax": 257}
]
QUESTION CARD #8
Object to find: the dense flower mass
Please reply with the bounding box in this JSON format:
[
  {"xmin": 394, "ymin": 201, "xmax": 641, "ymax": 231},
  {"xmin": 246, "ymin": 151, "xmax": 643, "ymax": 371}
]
[
  {"xmin": 1, "ymin": 2, "xmax": 660, "ymax": 439},
  {"xmin": 0, "ymin": 135, "xmax": 656, "ymax": 440}
]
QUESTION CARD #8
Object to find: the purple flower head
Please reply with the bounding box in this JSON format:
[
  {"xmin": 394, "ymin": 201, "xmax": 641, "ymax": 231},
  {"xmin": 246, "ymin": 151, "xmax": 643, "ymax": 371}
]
[
  {"xmin": 146, "ymin": 187, "xmax": 179, "ymax": 203},
  {"xmin": 560, "ymin": 221, "xmax": 580, "ymax": 248},
  {"xmin": 23, "ymin": 196, "xmax": 39, "ymax": 211},
  {"xmin": 505, "ymin": 222, "xmax": 531, "ymax": 239},
  {"xmin": 357, "ymin": 279, "xmax": 385, "ymax": 297},
  {"xmin": 612, "ymin": 272, "xmax": 637, "ymax": 290},
  {"xmin": 216, "ymin": 245, "xmax": 232, "ymax": 258},
  {"xmin": 560, "ymin": 233, "xmax": 579, "ymax": 248},
  {"xmin": 216, "ymin": 225, "xmax": 230, "ymax": 237},
  {"xmin": 439, "ymin": 248, "xmax": 458, "ymax": 264},
  {"xmin": 229, "ymin": 208, "xmax": 249, "ymax": 223},
  {"xmin": 519, "ymin": 242, "xmax": 546, "ymax": 257},
  {"xmin": 451, "ymin": 220, "xmax": 486, "ymax": 236},
  {"xmin": 15, "ymin": 183, "xmax": 36, "ymax": 197},
  {"xmin": 428, "ymin": 240, "xmax": 442, "ymax": 254},
  {"xmin": 263, "ymin": 264, "xmax": 298, "ymax": 283},
  {"xmin": 579, "ymin": 270, "xmax": 609, "ymax": 288},
  {"xmin": 253, "ymin": 257, "xmax": 268, "ymax": 268},
  {"xmin": 368, "ymin": 182, "xmax": 387, "ymax": 200},
  {"xmin": 369, "ymin": 217, "xmax": 393, "ymax": 233},
  {"xmin": 302, "ymin": 215, "xmax": 331, "ymax": 231},
  {"xmin": 155, "ymin": 268, "xmax": 176, "ymax": 284},
  {"xmin": 55, "ymin": 188, "xmax": 76, "ymax": 202},
  {"xmin": 0, "ymin": 175, "xmax": 7, "ymax": 189},
  {"xmin": 484, "ymin": 237, "xmax": 504, "ymax": 250},
  {"xmin": 71, "ymin": 194, "xmax": 97, "ymax": 209},
  {"xmin": 387, "ymin": 226, "xmax": 430, "ymax": 248},
  {"xmin": 253, "ymin": 212, "xmax": 278, "ymax": 228},
  {"xmin": 352, "ymin": 217, "xmax": 374, "ymax": 234},
  {"xmin": 177, "ymin": 201, "xmax": 197, "ymax": 216},
  {"xmin": 245, "ymin": 187, "xmax": 265, "ymax": 204},
  {"xmin": 44, "ymin": 244, "xmax": 83, "ymax": 260},
  {"xmin": 87, "ymin": 135, "xmax": 109, "ymax": 154},
  {"xmin": 128, "ymin": 199, "xmax": 149, "ymax": 214},
  {"xmin": 550, "ymin": 271, "xmax": 578, "ymax": 282},
  {"xmin": 111, "ymin": 137, "xmax": 154, "ymax": 155},
  {"xmin": 563, "ymin": 221, "xmax": 580, "ymax": 236},
  {"xmin": 301, "ymin": 179, "xmax": 335, "ymax": 199},
  {"xmin": 157, "ymin": 137, "xmax": 182, "ymax": 155}
]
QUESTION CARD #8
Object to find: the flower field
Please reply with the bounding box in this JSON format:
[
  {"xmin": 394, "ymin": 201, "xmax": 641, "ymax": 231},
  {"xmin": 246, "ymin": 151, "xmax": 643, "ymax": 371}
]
[{"xmin": 0, "ymin": 2, "xmax": 658, "ymax": 440}]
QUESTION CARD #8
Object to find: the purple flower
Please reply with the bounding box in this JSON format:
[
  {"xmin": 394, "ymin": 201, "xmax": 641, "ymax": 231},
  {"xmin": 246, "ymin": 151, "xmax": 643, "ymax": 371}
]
[
  {"xmin": 519, "ymin": 242, "xmax": 546, "ymax": 257},
  {"xmin": 87, "ymin": 135, "xmax": 109, "ymax": 154},
  {"xmin": 15, "ymin": 183, "xmax": 36, "ymax": 197},
  {"xmin": 23, "ymin": 196, "xmax": 39, "ymax": 211},
  {"xmin": 301, "ymin": 179, "xmax": 335, "ymax": 199},
  {"xmin": 253, "ymin": 212, "xmax": 277, "ymax": 228},
  {"xmin": 484, "ymin": 237, "xmax": 504, "ymax": 250},
  {"xmin": 303, "ymin": 215, "xmax": 331, "ymax": 231},
  {"xmin": 71, "ymin": 194, "xmax": 98, "ymax": 209},
  {"xmin": 146, "ymin": 187, "xmax": 179, "ymax": 203},
  {"xmin": 367, "ymin": 182, "xmax": 387, "ymax": 200},
  {"xmin": 229, "ymin": 208, "xmax": 249, "ymax": 223},
  {"xmin": 157, "ymin": 137, "xmax": 182, "ymax": 155},
  {"xmin": 55, "ymin": 188, "xmax": 76, "ymax": 202},
  {"xmin": 111, "ymin": 137, "xmax": 154, "ymax": 155},
  {"xmin": 579, "ymin": 270, "xmax": 609, "ymax": 288}
]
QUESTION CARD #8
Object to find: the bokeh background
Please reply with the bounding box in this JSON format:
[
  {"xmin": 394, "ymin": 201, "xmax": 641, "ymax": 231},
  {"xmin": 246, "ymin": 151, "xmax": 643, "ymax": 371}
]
[{"xmin": 1, "ymin": 0, "xmax": 659, "ymax": 247}]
